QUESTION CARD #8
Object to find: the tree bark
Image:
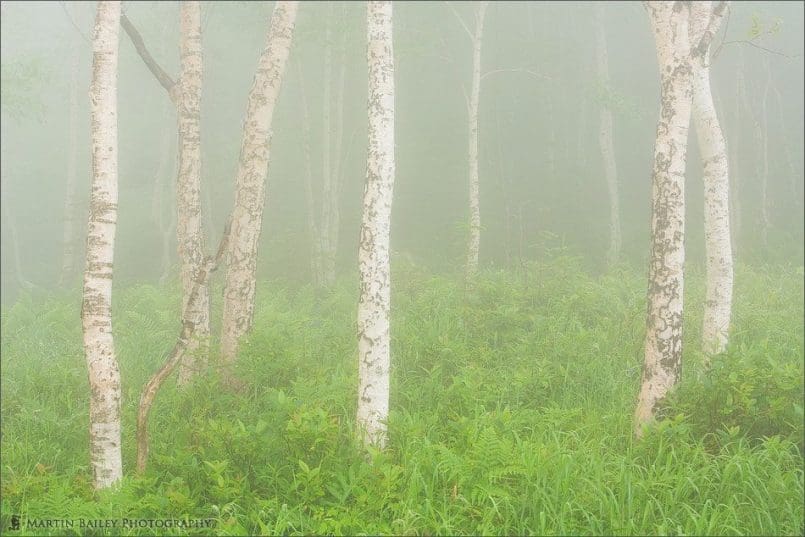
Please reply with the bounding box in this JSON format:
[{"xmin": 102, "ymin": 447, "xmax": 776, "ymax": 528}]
[
  {"xmin": 594, "ymin": 3, "xmax": 622, "ymax": 267},
  {"xmin": 357, "ymin": 0, "xmax": 395, "ymax": 449},
  {"xmin": 690, "ymin": 1, "xmax": 732, "ymax": 357},
  {"xmin": 83, "ymin": 0, "xmax": 123, "ymax": 489},
  {"xmin": 465, "ymin": 1, "xmax": 489, "ymax": 279},
  {"xmin": 634, "ymin": 1, "xmax": 694, "ymax": 437},
  {"xmin": 220, "ymin": 1, "xmax": 298, "ymax": 377},
  {"xmin": 176, "ymin": 1, "xmax": 208, "ymax": 386}
]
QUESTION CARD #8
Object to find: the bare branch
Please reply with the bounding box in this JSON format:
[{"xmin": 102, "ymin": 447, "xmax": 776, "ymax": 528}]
[
  {"xmin": 444, "ymin": 1, "xmax": 474, "ymax": 41},
  {"xmin": 59, "ymin": 1, "xmax": 91, "ymax": 46},
  {"xmin": 120, "ymin": 12, "xmax": 178, "ymax": 102},
  {"xmin": 718, "ymin": 39, "xmax": 800, "ymax": 59}
]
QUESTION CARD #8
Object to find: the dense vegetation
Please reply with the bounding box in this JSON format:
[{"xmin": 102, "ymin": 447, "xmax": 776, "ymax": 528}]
[{"xmin": 1, "ymin": 258, "xmax": 803, "ymax": 536}]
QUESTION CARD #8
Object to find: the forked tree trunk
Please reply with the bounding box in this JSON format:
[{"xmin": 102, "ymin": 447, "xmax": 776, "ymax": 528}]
[
  {"xmin": 176, "ymin": 1, "xmax": 208, "ymax": 386},
  {"xmin": 82, "ymin": 0, "xmax": 123, "ymax": 489},
  {"xmin": 60, "ymin": 45, "xmax": 81, "ymax": 286},
  {"xmin": 357, "ymin": 0, "xmax": 395, "ymax": 449},
  {"xmin": 220, "ymin": 1, "xmax": 298, "ymax": 376},
  {"xmin": 594, "ymin": 3, "xmax": 622, "ymax": 267},
  {"xmin": 690, "ymin": 1, "xmax": 732, "ymax": 357},
  {"xmin": 465, "ymin": 1, "xmax": 489, "ymax": 279},
  {"xmin": 634, "ymin": 1, "xmax": 694, "ymax": 437}
]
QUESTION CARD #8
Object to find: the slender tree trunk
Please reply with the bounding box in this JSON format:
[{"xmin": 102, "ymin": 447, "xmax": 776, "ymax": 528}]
[
  {"xmin": 325, "ymin": 31, "xmax": 348, "ymax": 286},
  {"xmin": 297, "ymin": 61, "xmax": 323, "ymax": 287},
  {"xmin": 635, "ymin": 1, "xmax": 694, "ymax": 437},
  {"xmin": 690, "ymin": 1, "xmax": 732, "ymax": 357},
  {"xmin": 595, "ymin": 3, "xmax": 621, "ymax": 267},
  {"xmin": 465, "ymin": 1, "xmax": 489, "ymax": 279},
  {"xmin": 357, "ymin": 0, "xmax": 395, "ymax": 449},
  {"xmin": 320, "ymin": 6, "xmax": 334, "ymax": 286},
  {"xmin": 83, "ymin": 0, "xmax": 122, "ymax": 489},
  {"xmin": 60, "ymin": 46, "xmax": 81, "ymax": 286},
  {"xmin": 176, "ymin": 1, "xmax": 208, "ymax": 386},
  {"xmin": 220, "ymin": 1, "xmax": 298, "ymax": 376},
  {"xmin": 759, "ymin": 62, "xmax": 770, "ymax": 250},
  {"xmin": 730, "ymin": 54, "xmax": 744, "ymax": 259}
]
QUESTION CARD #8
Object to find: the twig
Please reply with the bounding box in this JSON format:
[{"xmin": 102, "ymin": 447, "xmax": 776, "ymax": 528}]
[
  {"xmin": 718, "ymin": 39, "xmax": 799, "ymax": 59},
  {"xmin": 59, "ymin": 1, "xmax": 91, "ymax": 46},
  {"xmin": 444, "ymin": 1, "xmax": 474, "ymax": 41},
  {"xmin": 136, "ymin": 218, "xmax": 232, "ymax": 474}
]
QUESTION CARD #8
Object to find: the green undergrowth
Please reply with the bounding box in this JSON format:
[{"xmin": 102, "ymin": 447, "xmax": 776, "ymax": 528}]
[{"xmin": 1, "ymin": 258, "xmax": 803, "ymax": 535}]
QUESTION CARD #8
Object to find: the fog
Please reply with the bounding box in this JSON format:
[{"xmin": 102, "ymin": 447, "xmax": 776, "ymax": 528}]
[{"xmin": 2, "ymin": 1, "xmax": 802, "ymax": 302}]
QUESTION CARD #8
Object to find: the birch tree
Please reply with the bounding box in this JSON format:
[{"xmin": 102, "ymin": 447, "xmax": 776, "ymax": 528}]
[
  {"xmin": 690, "ymin": 1, "xmax": 732, "ymax": 357},
  {"xmin": 82, "ymin": 0, "xmax": 123, "ymax": 489},
  {"xmin": 121, "ymin": 5, "xmax": 207, "ymax": 383},
  {"xmin": 634, "ymin": 1, "xmax": 694, "ymax": 437},
  {"xmin": 220, "ymin": 1, "xmax": 298, "ymax": 376},
  {"xmin": 594, "ymin": 3, "xmax": 622, "ymax": 267},
  {"xmin": 465, "ymin": 1, "xmax": 489, "ymax": 278},
  {"xmin": 175, "ymin": 1, "xmax": 208, "ymax": 385},
  {"xmin": 357, "ymin": 0, "xmax": 395, "ymax": 448},
  {"xmin": 634, "ymin": 1, "xmax": 727, "ymax": 437}
]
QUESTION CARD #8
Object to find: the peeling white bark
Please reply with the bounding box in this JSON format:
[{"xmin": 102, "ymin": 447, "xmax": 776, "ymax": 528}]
[
  {"xmin": 635, "ymin": 1, "xmax": 693, "ymax": 437},
  {"xmin": 176, "ymin": 1, "xmax": 208, "ymax": 386},
  {"xmin": 594, "ymin": 3, "xmax": 622, "ymax": 267},
  {"xmin": 690, "ymin": 1, "xmax": 732, "ymax": 357},
  {"xmin": 83, "ymin": 0, "xmax": 123, "ymax": 489},
  {"xmin": 221, "ymin": 1, "xmax": 298, "ymax": 374},
  {"xmin": 357, "ymin": 0, "xmax": 395, "ymax": 448},
  {"xmin": 465, "ymin": 1, "xmax": 489, "ymax": 279}
]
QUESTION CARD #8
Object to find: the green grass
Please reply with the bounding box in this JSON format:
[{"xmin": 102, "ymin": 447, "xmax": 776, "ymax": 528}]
[{"xmin": 1, "ymin": 258, "xmax": 803, "ymax": 536}]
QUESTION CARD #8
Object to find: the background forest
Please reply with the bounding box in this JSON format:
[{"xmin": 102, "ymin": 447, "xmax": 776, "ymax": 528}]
[{"xmin": 1, "ymin": 1, "xmax": 803, "ymax": 536}]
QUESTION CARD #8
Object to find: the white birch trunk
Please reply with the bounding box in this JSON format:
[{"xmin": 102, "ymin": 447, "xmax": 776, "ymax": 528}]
[
  {"xmin": 634, "ymin": 1, "xmax": 693, "ymax": 437},
  {"xmin": 357, "ymin": 0, "xmax": 395, "ymax": 448},
  {"xmin": 60, "ymin": 46, "xmax": 81, "ymax": 286},
  {"xmin": 465, "ymin": 1, "xmax": 489, "ymax": 279},
  {"xmin": 220, "ymin": 1, "xmax": 298, "ymax": 373},
  {"xmin": 83, "ymin": 0, "xmax": 123, "ymax": 489},
  {"xmin": 690, "ymin": 1, "xmax": 732, "ymax": 357},
  {"xmin": 176, "ymin": 1, "xmax": 208, "ymax": 386},
  {"xmin": 594, "ymin": 3, "xmax": 622, "ymax": 267}
]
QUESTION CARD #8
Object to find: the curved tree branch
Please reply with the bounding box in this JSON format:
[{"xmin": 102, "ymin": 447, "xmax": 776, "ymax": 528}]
[
  {"xmin": 120, "ymin": 12, "xmax": 179, "ymax": 102},
  {"xmin": 136, "ymin": 218, "xmax": 232, "ymax": 474}
]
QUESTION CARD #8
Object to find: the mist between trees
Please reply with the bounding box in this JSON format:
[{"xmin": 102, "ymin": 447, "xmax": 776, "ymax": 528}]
[{"xmin": 0, "ymin": 1, "xmax": 803, "ymax": 531}]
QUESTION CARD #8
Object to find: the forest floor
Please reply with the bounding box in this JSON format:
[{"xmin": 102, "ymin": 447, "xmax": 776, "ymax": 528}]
[{"xmin": 1, "ymin": 257, "xmax": 803, "ymax": 536}]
